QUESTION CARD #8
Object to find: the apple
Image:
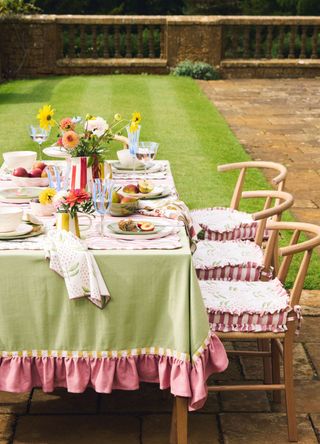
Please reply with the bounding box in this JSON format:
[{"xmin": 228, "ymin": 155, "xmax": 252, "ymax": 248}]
[
  {"xmin": 30, "ymin": 168, "xmax": 42, "ymax": 178},
  {"xmin": 33, "ymin": 161, "xmax": 46, "ymax": 171},
  {"xmin": 120, "ymin": 196, "xmax": 138, "ymax": 204},
  {"xmin": 41, "ymin": 169, "xmax": 48, "ymax": 178},
  {"xmin": 123, "ymin": 184, "xmax": 139, "ymax": 194},
  {"xmin": 13, "ymin": 167, "xmax": 28, "ymax": 177},
  {"xmin": 138, "ymin": 179, "xmax": 154, "ymax": 194}
]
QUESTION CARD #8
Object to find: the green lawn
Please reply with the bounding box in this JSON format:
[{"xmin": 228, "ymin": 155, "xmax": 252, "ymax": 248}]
[{"xmin": 0, "ymin": 75, "xmax": 319, "ymax": 288}]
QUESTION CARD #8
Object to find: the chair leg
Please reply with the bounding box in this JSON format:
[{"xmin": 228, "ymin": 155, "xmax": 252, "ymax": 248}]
[
  {"xmin": 283, "ymin": 326, "xmax": 298, "ymax": 442},
  {"xmin": 271, "ymin": 339, "xmax": 281, "ymax": 403},
  {"xmin": 175, "ymin": 397, "xmax": 188, "ymax": 444},
  {"xmin": 258, "ymin": 339, "xmax": 272, "ymax": 384},
  {"xmin": 170, "ymin": 397, "xmax": 177, "ymax": 444}
]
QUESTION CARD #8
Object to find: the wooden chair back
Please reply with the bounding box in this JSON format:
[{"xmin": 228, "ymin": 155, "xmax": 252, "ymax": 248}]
[
  {"xmin": 264, "ymin": 221, "xmax": 320, "ymax": 307},
  {"xmin": 240, "ymin": 190, "xmax": 294, "ymax": 246},
  {"xmin": 218, "ymin": 161, "xmax": 288, "ymax": 210}
]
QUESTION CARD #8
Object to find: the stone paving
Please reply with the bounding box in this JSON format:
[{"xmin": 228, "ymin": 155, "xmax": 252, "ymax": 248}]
[
  {"xmin": 2, "ymin": 79, "xmax": 320, "ymax": 443},
  {"xmin": 199, "ymin": 78, "xmax": 320, "ymax": 226}
]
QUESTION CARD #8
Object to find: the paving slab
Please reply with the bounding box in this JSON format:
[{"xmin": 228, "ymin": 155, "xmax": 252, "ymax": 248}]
[
  {"xmin": 13, "ymin": 415, "xmax": 140, "ymax": 444},
  {"xmin": 305, "ymin": 343, "xmax": 320, "ymax": 376},
  {"xmin": 220, "ymin": 413, "xmax": 318, "ymax": 443},
  {"xmin": 0, "ymin": 392, "xmax": 29, "ymax": 414},
  {"xmin": 30, "ymin": 388, "xmax": 98, "ymax": 414},
  {"xmin": 0, "ymin": 415, "xmax": 14, "ymax": 441},
  {"xmin": 142, "ymin": 413, "xmax": 220, "ymax": 444}
]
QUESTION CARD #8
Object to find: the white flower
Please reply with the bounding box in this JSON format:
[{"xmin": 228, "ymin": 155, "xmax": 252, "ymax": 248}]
[
  {"xmin": 85, "ymin": 117, "xmax": 108, "ymax": 138},
  {"xmin": 52, "ymin": 190, "xmax": 68, "ymax": 209}
]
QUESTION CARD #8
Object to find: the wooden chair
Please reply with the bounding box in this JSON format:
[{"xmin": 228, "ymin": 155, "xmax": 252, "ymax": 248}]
[
  {"xmin": 191, "ymin": 161, "xmax": 287, "ymax": 242},
  {"xmin": 198, "ymin": 221, "xmax": 320, "ymax": 442},
  {"xmin": 193, "ymin": 190, "xmax": 293, "ymax": 282}
]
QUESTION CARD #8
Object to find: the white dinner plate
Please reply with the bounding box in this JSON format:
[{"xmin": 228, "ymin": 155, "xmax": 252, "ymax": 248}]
[
  {"xmin": 112, "ymin": 162, "xmax": 154, "ymax": 171},
  {"xmin": 0, "ymin": 187, "xmax": 42, "ymax": 204},
  {"xmin": 43, "ymin": 146, "xmax": 70, "ymax": 159},
  {"xmin": 0, "ymin": 223, "xmax": 33, "ymax": 239}
]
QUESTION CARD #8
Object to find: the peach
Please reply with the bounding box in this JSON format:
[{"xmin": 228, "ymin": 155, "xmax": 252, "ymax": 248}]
[{"xmin": 33, "ymin": 161, "xmax": 46, "ymax": 171}]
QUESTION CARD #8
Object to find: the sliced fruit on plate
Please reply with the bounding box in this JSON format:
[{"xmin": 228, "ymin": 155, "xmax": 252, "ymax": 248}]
[
  {"xmin": 138, "ymin": 179, "xmax": 154, "ymax": 194},
  {"xmin": 137, "ymin": 222, "xmax": 155, "ymax": 232}
]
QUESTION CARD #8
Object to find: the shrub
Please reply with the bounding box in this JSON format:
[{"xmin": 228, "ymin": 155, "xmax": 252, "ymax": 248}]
[
  {"xmin": 0, "ymin": 0, "xmax": 40, "ymax": 15},
  {"xmin": 172, "ymin": 60, "xmax": 219, "ymax": 80}
]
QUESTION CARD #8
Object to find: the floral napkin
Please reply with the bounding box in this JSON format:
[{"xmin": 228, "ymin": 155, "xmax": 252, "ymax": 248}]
[
  {"xmin": 44, "ymin": 230, "xmax": 110, "ymax": 309},
  {"xmin": 138, "ymin": 199, "xmax": 201, "ymax": 248}
]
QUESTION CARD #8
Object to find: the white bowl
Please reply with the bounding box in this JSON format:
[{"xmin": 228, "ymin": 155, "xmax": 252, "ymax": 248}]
[
  {"xmin": 11, "ymin": 176, "xmax": 49, "ymax": 187},
  {"xmin": 3, "ymin": 151, "xmax": 37, "ymax": 170},
  {"xmin": 0, "ymin": 207, "xmax": 23, "ymax": 233},
  {"xmin": 117, "ymin": 149, "xmax": 143, "ymax": 168},
  {"xmin": 30, "ymin": 201, "xmax": 55, "ymax": 217}
]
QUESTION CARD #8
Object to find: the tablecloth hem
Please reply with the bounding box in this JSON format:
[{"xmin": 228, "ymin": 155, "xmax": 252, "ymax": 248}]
[{"xmin": 0, "ymin": 334, "xmax": 228, "ymax": 411}]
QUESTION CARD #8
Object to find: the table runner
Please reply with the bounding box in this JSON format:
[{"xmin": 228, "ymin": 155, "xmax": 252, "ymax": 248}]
[{"xmin": 0, "ymin": 159, "xmax": 228, "ymax": 410}]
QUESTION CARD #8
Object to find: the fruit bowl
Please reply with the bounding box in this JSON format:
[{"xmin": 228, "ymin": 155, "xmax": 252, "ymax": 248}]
[
  {"xmin": 109, "ymin": 200, "xmax": 139, "ymax": 217},
  {"xmin": 11, "ymin": 176, "xmax": 49, "ymax": 187}
]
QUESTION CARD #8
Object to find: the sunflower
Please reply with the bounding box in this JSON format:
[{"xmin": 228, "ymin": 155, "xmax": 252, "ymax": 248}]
[
  {"xmin": 39, "ymin": 188, "xmax": 57, "ymax": 205},
  {"xmin": 131, "ymin": 112, "xmax": 141, "ymax": 125},
  {"xmin": 37, "ymin": 105, "xmax": 55, "ymax": 130}
]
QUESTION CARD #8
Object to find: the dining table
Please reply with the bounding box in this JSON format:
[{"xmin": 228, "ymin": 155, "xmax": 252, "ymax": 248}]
[{"xmin": 0, "ymin": 159, "xmax": 228, "ymax": 444}]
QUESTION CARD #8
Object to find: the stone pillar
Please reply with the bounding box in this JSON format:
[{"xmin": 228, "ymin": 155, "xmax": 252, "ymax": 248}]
[{"xmin": 166, "ymin": 17, "xmax": 222, "ymax": 68}]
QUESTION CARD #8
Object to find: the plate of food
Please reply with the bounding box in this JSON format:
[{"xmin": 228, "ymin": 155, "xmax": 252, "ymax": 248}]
[
  {"xmin": 105, "ymin": 219, "xmax": 173, "ymax": 240},
  {"xmin": 107, "ymin": 219, "xmax": 163, "ymax": 235},
  {"xmin": 121, "ymin": 180, "xmax": 163, "ymax": 199},
  {"xmin": 0, "ymin": 187, "xmax": 42, "ymax": 204}
]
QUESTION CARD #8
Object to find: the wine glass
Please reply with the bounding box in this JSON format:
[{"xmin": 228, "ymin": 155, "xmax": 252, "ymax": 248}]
[
  {"xmin": 92, "ymin": 178, "xmax": 113, "ymax": 236},
  {"xmin": 29, "ymin": 126, "xmax": 50, "ymax": 161},
  {"xmin": 136, "ymin": 142, "xmax": 159, "ymax": 177}
]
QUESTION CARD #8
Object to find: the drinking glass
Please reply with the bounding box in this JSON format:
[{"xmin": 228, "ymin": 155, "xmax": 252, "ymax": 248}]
[
  {"xmin": 126, "ymin": 125, "xmax": 141, "ymax": 172},
  {"xmin": 136, "ymin": 142, "xmax": 159, "ymax": 177},
  {"xmin": 29, "ymin": 126, "xmax": 50, "ymax": 161},
  {"xmin": 92, "ymin": 179, "xmax": 113, "ymax": 236}
]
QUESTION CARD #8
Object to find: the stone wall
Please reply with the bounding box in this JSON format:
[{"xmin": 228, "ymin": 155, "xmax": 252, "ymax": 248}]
[{"xmin": 1, "ymin": 15, "xmax": 320, "ymax": 79}]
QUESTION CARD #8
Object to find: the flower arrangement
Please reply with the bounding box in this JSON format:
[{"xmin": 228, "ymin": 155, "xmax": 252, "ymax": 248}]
[
  {"xmin": 36, "ymin": 105, "xmax": 142, "ymax": 166},
  {"xmin": 52, "ymin": 189, "xmax": 94, "ymax": 219}
]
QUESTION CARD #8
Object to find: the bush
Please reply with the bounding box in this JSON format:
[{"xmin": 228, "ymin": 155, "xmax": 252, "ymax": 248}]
[
  {"xmin": 0, "ymin": 0, "xmax": 40, "ymax": 15},
  {"xmin": 172, "ymin": 60, "xmax": 220, "ymax": 80}
]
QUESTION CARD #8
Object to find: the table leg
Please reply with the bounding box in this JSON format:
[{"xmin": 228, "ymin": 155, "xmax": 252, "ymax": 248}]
[
  {"xmin": 170, "ymin": 397, "xmax": 177, "ymax": 444},
  {"xmin": 176, "ymin": 396, "xmax": 188, "ymax": 444}
]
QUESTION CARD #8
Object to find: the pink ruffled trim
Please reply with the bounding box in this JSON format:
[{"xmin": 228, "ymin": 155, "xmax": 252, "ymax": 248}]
[{"xmin": 0, "ymin": 335, "xmax": 228, "ymax": 411}]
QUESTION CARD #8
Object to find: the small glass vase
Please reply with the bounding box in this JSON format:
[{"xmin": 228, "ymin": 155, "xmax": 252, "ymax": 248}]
[{"xmin": 126, "ymin": 125, "xmax": 141, "ymax": 170}]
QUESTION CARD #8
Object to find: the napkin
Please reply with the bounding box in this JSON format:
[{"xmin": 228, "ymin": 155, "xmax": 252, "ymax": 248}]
[
  {"xmin": 44, "ymin": 230, "xmax": 110, "ymax": 309},
  {"xmin": 138, "ymin": 199, "xmax": 202, "ymax": 247}
]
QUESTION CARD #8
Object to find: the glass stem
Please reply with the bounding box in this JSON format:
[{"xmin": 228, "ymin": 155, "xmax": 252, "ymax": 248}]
[
  {"xmin": 38, "ymin": 143, "xmax": 42, "ymax": 161},
  {"xmin": 100, "ymin": 214, "xmax": 104, "ymax": 237}
]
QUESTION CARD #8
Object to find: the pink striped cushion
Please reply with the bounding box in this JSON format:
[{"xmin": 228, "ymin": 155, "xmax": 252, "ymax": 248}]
[
  {"xmin": 191, "ymin": 207, "xmax": 258, "ymax": 241},
  {"xmin": 199, "ymin": 279, "xmax": 291, "ymax": 333},
  {"xmin": 193, "ymin": 240, "xmax": 265, "ymax": 282}
]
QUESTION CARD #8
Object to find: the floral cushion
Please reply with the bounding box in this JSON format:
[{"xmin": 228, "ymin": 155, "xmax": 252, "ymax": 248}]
[
  {"xmin": 191, "ymin": 207, "xmax": 258, "ymax": 241},
  {"xmin": 199, "ymin": 278, "xmax": 291, "ymax": 333},
  {"xmin": 193, "ymin": 240, "xmax": 265, "ymax": 281}
]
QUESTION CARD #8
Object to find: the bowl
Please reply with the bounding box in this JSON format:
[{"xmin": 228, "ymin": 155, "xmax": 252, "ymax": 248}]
[
  {"xmin": 0, "ymin": 207, "xmax": 23, "ymax": 233},
  {"xmin": 30, "ymin": 201, "xmax": 55, "ymax": 217},
  {"xmin": 109, "ymin": 200, "xmax": 139, "ymax": 217},
  {"xmin": 11, "ymin": 176, "xmax": 49, "ymax": 187},
  {"xmin": 3, "ymin": 151, "xmax": 37, "ymax": 170},
  {"xmin": 117, "ymin": 149, "xmax": 143, "ymax": 169}
]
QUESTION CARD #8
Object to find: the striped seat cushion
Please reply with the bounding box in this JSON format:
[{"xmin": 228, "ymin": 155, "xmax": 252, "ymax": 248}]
[
  {"xmin": 199, "ymin": 278, "xmax": 291, "ymax": 333},
  {"xmin": 191, "ymin": 207, "xmax": 258, "ymax": 241},
  {"xmin": 193, "ymin": 240, "xmax": 265, "ymax": 281}
]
